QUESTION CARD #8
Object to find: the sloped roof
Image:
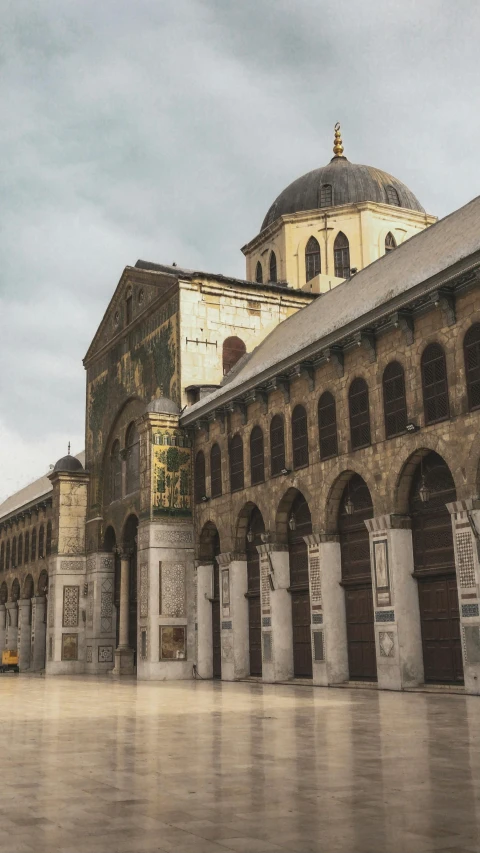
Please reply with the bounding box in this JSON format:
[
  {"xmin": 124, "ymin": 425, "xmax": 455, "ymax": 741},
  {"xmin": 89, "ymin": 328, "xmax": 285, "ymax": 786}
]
[
  {"xmin": 182, "ymin": 193, "xmax": 480, "ymax": 423},
  {"xmin": 0, "ymin": 452, "xmax": 85, "ymax": 521}
]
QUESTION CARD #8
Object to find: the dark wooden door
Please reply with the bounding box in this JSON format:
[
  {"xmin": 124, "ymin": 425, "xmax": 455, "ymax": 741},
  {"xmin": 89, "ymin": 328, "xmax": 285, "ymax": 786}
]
[
  {"xmin": 418, "ymin": 577, "xmax": 463, "ymax": 683},
  {"xmin": 248, "ymin": 596, "xmax": 262, "ymax": 676},
  {"xmin": 212, "ymin": 561, "xmax": 221, "ymax": 679},
  {"xmin": 345, "ymin": 586, "xmax": 377, "ymax": 680},
  {"xmin": 291, "ymin": 591, "xmax": 313, "ymax": 677},
  {"xmin": 288, "ymin": 493, "xmax": 313, "ymax": 678},
  {"xmin": 246, "ymin": 507, "xmax": 264, "ymax": 677}
]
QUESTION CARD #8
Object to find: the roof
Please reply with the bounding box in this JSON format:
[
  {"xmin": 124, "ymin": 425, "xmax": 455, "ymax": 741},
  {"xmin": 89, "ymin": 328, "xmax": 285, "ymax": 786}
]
[
  {"xmin": 134, "ymin": 260, "xmax": 312, "ymax": 297},
  {"xmin": 0, "ymin": 452, "xmax": 86, "ymax": 521},
  {"xmin": 182, "ymin": 193, "xmax": 480, "ymax": 423},
  {"xmin": 261, "ymin": 156, "xmax": 425, "ymax": 231}
]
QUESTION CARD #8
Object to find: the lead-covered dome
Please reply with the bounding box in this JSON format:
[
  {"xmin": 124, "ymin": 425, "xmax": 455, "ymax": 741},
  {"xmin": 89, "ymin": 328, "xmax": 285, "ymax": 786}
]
[
  {"xmin": 53, "ymin": 454, "xmax": 84, "ymax": 473},
  {"xmin": 146, "ymin": 397, "xmax": 180, "ymax": 415},
  {"xmin": 261, "ymin": 125, "xmax": 424, "ymax": 231}
]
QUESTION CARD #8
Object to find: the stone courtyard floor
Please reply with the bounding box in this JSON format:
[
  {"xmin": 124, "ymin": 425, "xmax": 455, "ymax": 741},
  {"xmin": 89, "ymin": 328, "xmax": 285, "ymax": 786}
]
[{"xmin": 0, "ymin": 677, "xmax": 479, "ymax": 853}]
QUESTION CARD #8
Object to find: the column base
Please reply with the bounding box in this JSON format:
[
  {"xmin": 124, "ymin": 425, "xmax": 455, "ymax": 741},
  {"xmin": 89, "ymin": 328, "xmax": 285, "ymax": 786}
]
[{"xmin": 112, "ymin": 647, "xmax": 135, "ymax": 676}]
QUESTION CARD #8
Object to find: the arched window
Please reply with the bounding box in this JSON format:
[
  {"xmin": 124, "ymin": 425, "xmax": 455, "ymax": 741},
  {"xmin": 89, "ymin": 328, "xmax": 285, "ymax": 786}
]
[
  {"xmin": 464, "ymin": 323, "xmax": 480, "ymax": 411},
  {"xmin": 349, "ymin": 378, "xmax": 371, "ymax": 450},
  {"xmin": 385, "ymin": 232, "xmax": 396, "ymax": 253},
  {"xmin": 250, "ymin": 426, "xmax": 264, "ymax": 485},
  {"xmin": 292, "ymin": 405, "xmax": 309, "ymax": 469},
  {"xmin": 229, "ymin": 434, "xmax": 244, "ymax": 492},
  {"xmin": 126, "ymin": 422, "xmax": 140, "ymax": 494},
  {"xmin": 11, "ymin": 579, "xmax": 19, "ymax": 602},
  {"xmin": 24, "ymin": 531, "xmax": 29, "ymax": 564},
  {"xmin": 46, "ymin": 521, "xmax": 52, "ymax": 556},
  {"xmin": 6, "ymin": 541, "xmax": 10, "ymax": 571},
  {"xmin": 210, "ymin": 443, "xmax": 222, "ymax": 498},
  {"xmin": 386, "ymin": 185, "xmax": 400, "ymax": 206},
  {"xmin": 269, "ymin": 251, "xmax": 277, "ymax": 283},
  {"xmin": 17, "ymin": 534, "xmax": 23, "ymax": 566},
  {"xmin": 110, "ymin": 440, "xmax": 122, "ymax": 502},
  {"xmin": 421, "ymin": 343, "xmax": 450, "ymax": 425},
  {"xmin": 334, "ymin": 232, "xmax": 350, "ymax": 278},
  {"xmin": 126, "ymin": 287, "xmax": 133, "ymax": 324},
  {"xmin": 255, "ymin": 261, "xmax": 263, "ymax": 283},
  {"xmin": 38, "ymin": 525, "xmax": 45, "ymax": 559},
  {"xmin": 383, "ymin": 361, "xmax": 407, "ymax": 438},
  {"xmin": 318, "ymin": 391, "xmax": 338, "ymax": 459},
  {"xmin": 222, "ymin": 336, "xmax": 246, "ymax": 375},
  {"xmin": 194, "ymin": 451, "xmax": 206, "ymax": 503},
  {"xmin": 0, "ymin": 543, "xmax": 4, "ymax": 571},
  {"xmin": 270, "ymin": 415, "xmax": 286, "ymax": 476},
  {"xmin": 305, "ymin": 236, "xmax": 321, "ymax": 282},
  {"xmin": 320, "ymin": 184, "xmax": 333, "ymax": 207},
  {"xmin": 11, "ymin": 537, "xmax": 17, "ymax": 568},
  {"xmin": 31, "ymin": 528, "xmax": 36, "ymax": 562}
]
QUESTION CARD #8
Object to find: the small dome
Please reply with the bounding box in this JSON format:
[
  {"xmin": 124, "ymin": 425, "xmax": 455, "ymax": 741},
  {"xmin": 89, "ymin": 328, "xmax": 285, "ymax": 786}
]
[
  {"xmin": 146, "ymin": 396, "xmax": 180, "ymax": 415},
  {"xmin": 53, "ymin": 455, "xmax": 84, "ymax": 473}
]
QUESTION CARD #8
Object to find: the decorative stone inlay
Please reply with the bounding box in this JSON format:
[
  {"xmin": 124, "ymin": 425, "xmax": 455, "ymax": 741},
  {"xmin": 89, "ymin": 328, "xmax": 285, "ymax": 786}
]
[
  {"xmin": 309, "ymin": 554, "xmax": 322, "ymax": 604},
  {"xmin": 100, "ymin": 579, "xmax": 114, "ymax": 632},
  {"xmin": 221, "ymin": 620, "xmax": 232, "ymax": 630},
  {"xmin": 86, "ymin": 556, "xmax": 96, "ymax": 573},
  {"xmin": 262, "ymin": 616, "xmax": 271, "ymax": 627},
  {"xmin": 62, "ymin": 586, "xmax": 79, "ymax": 628},
  {"xmin": 375, "ymin": 610, "xmax": 395, "ymax": 622},
  {"xmin": 456, "ymin": 532, "xmax": 476, "ymax": 588},
  {"xmin": 312, "ymin": 630, "xmax": 324, "ymax": 662},
  {"xmin": 140, "ymin": 628, "xmax": 148, "ymax": 660},
  {"xmin": 154, "ymin": 527, "xmax": 193, "ymax": 546},
  {"xmin": 87, "ymin": 582, "xmax": 94, "ymax": 629},
  {"xmin": 222, "ymin": 631, "xmax": 233, "ymax": 662},
  {"xmin": 262, "ymin": 632, "xmax": 272, "ymax": 662},
  {"xmin": 139, "ymin": 561, "xmax": 149, "ymax": 618},
  {"xmin": 86, "ymin": 646, "xmax": 93, "ymax": 663},
  {"xmin": 260, "ymin": 556, "xmax": 271, "ymax": 610},
  {"xmin": 312, "ymin": 613, "xmax": 323, "ymax": 625},
  {"xmin": 48, "ymin": 583, "xmax": 55, "ymax": 628},
  {"xmin": 98, "ymin": 645, "xmax": 113, "ymax": 663},
  {"xmin": 102, "ymin": 555, "xmax": 114, "ymax": 571},
  {"xmin": 160, "ymin": 562, "xmax": 186, "ymax": 617},
  {"xmin": 379, "ymin": 631, "xmax": 395, "ymax": 657},
  {"xmin": 60, "ymin": 560, "xmax": 84, "ymax": 572},
  {"xmin": 461, "ymin": 603, "xmax": 480, "ymax": 618}
]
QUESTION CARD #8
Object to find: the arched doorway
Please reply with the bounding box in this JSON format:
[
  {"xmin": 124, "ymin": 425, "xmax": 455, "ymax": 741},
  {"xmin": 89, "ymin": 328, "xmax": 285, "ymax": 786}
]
[
  {"xmin": 409, "ymin": 452, "xmax": 463, "ymax": 684},
  {"xmin": 288, "ymin": 492, "xmax": 313, "ymax": 678},
  {"xmin": 123, "ymin": 515, "xmax": 138, "ymax": 661},
  {"xmin": 199, "ymin": 521, "xmax": 222, "ymax": 679},
  {"xmin": 339, "ymin": 474, "xmax": 376, "ymax": 681},
  {"xmin": 104, "ymin": 526, "xmax": 120, "ymax": 647},
  {"xmin": 245, "ymin": 506, "xmax": 265, "ymax": 677}
]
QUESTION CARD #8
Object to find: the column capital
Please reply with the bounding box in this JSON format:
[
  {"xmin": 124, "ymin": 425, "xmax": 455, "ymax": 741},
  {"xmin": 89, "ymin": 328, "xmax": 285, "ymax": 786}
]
[
  {"xmin": 5, "ymin": 601, "xmax": 18, "ymax": 610},
  {"xmin": 256, "ymin": 542, "xmax": 288, "ymax": 555},
  {"xmin": 116, "ymin": 547, "xmax": 133, "ymax": 560},
  {"xmin": 446, "ymin": 498, "xmax": 480, "ymax": 515},
  {"xmin": 304, "ymin": 533, "xmax": 340, "ymax": 546},
  {"xmin": 364, "ymin": 514, "xmax": 411, "ymax": 533},
  {"xmin": 217, "ymin": 551, "xmax": 246, "ymax": 566}
]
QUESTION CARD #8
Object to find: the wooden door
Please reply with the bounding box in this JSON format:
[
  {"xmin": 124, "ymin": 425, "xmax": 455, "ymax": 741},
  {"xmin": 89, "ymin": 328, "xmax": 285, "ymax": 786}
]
[
  {"xmin": 288, "ymin": 493, "xmax": 313, "ymax": 679},
  {"xmin": 248, "ymin": 596, "xmax": 262, "ymax": 676},
  {"xmin": 212, "ymin": 561, "xmax": 221, "ymax": 679},
  {"xmin": 418, "ymin": 577, "xmax": 463, "ymax": 683},
  {"xmin": 246, "ymin": 507, "xmax": 264, "ymax": 677},
  {"xmin": 345, "ymin": 586, "xmax": 377, "ymax": 680},
  {"xmin": 291, "ymin": 591, "xmax": 313, "ymax": 677}
]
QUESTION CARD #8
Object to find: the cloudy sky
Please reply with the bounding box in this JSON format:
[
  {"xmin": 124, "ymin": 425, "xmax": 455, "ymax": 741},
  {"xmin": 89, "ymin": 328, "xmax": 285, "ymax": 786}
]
[{"xmin": 1, "ymin": 0, "xmax": 479, "ymax": 501}]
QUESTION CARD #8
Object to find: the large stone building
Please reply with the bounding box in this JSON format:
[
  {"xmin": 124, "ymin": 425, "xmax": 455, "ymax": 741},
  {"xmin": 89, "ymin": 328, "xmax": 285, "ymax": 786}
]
[{"xmin": 3, "ymin": 127, "xmax": 480, "ymax": 695}]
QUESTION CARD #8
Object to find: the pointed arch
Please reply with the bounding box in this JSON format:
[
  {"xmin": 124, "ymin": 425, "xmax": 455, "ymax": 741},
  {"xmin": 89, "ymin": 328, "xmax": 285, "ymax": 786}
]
[
  {"xmin": 210, "ymin": 443, "xmax": 222, "ymax": 498},
  {"xmin": 334, "ymin": 232, "xmax": 350, "ymax": 278},
  {"xmin": 269, "ymin": 251, "xmax": 277, "ymax": 283},
  {"xmin": 255, "ymin": 261, "xmax": 263, "ymax": 283},
  {"xmin": 385, "ymin": 232, "xmax": 396, "ymax": 253},
  {"xmin": 305, "ymin": 236, "xmax": 321, "ymax": 282}
]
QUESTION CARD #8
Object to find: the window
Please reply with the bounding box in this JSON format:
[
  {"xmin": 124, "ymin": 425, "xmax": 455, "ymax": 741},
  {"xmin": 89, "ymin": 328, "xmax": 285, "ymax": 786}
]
[
  {"xmin": 38, "ymin": 525, "xmax": 45, "ymax": 559},
  {"xmin": 126, "ymin": 288, "xmax": 133, "ymax": 324},
  {"xmin": 255, "ymin": 261, "xmax": 263, "ymax": 283},
  {"xmin": 0, "ymin": 543, "xmax": 4, "ymax": 572},
  {"xmin": 349, "ymin": 378, "xmax": 371, "ymax": 450},
  {"xmin": 46, "ymin": 521, "xmax": 52, "ymax": 556},
  {"xmin": 269, "ymin": 251, "xmax": 277, "ymax": 283},
  {"xmin": 292, "ymin": 405, "xmax": 309, "ymax": 469},
  {"xmin": 24, "ymin": 531, "xmax": 29, "ymax": 564},
  {"xmin": 6, "ymin": 541, "xmax": 10, "ymax": 571},
  {"xmin": 229, "ymin": 434, "xmax": 244, "ymax": 492},
  {"xmin": 222, "ymin": 337, "xmax": 246, "ymax": 375},
  {"xmin": 270, "ymin": 415, "xmax": 286, "ymax": 476},
  {"xmin": 126, "ymin": 422, "xmax": 140, "ymax": 493},
  {"xmin": 11, "ymin": 537, "xmax": 17, "ymax": 568},
  {"xmin": 318, "ymin": 391, "xmax": 338, "ymax": 459},
  {"xmin": 250, "ymin": 426, "xmax": 264, "ymax": 485},
  {"xmin": 17, "ymin": 534, "xmax": 23, "ymax": 566},
  {"xmin": 210, "ymin": 443, "xmax": 222, "ymax": 498},
  {"xmin": 31, "ymin": 528, "xmax": 36, "ymax": 561},
  {"xmin": 421, "ymin": 343, "xmax": 450, "ymax": 425},
  {"xmin": 110, "ymin": 440, "xmax": 122, "ymax": 502},
  {"xmin": 194, "ymin": 451, "xmax": 206, "ymax": 503},
  {"xmin": 383, "ymin": 361, "xmax": 407, "ymax": 438},
  {"xmin": 305, "ymin": 236, "xmax": 321, "ymax": 282},
  {"xmin": 334, "ymin": 232, "xmax": 350, "ymax": 278},
  {"xmin": 464, "ymin": 323, "xmax": 480, "ymax": 411},
  {"xmin": 320, "ymin": 184, "xmax": 333, "ymax": 207},
  {"xmin": 385, "ymin": 232, "xmax": 396, "ymax": 253},
  {"xmin": 386, "ymin": 185, "xmax": 400, "ymax": 206}
]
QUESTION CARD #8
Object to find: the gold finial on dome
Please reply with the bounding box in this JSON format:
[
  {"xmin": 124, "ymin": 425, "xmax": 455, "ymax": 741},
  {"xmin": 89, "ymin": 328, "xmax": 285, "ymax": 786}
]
[{"xmin": 333, "ymin": 122, "xmax": 344, "ymax": 157}]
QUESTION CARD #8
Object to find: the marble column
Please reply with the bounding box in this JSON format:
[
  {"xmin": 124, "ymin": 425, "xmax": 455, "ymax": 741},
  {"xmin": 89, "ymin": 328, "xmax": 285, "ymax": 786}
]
[
  {"xmin": 257, "ymin": 543, "xmax": 293, "ymax": 682},
  {"xmin": 5, "ymin": 602, "xmax": 18, "ymax": 652},
  {"xmin": 196, "ymin": 563, "xmax": 214, "ymax": 679},
  {"xmin": 447, "ymin": 499, "xmax": 480, "ymax": 695},
  {"xmin": 365, "ymin": 514, "xmax": 424, "ymax": 691},
  {"xmin": 217, "ymin": 552, "xmax": 248, "ymax": 681},
  {"xmin": 31, "ymin": 596, "xmax": 47, "ymax": 672},
  {"xmin": 113, "ymin": 550, "xmax": 134, "ymax": 675},
  {"xmin": 17, "ymin": 598, "xmax": 32, "ymax": 671},
  {"xmin": 0, "ymin": 604, "xmax": 6, "ymax": 650},
  {"xmin": 306, "ymin": 534, "xmax": 349, "ymax": 686}
]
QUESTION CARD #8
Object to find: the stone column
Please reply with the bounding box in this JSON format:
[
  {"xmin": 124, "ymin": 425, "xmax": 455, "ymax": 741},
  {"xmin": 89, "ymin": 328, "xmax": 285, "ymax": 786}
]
[
  {"xmin": 0, "ymin": 604, "xmax": 6, "ymax": 650},
  {"xmin": 447, "ymin": 500, "xmax": 480, "ymax": 695},
  {"xmin": 257, "ymin": 542, "xmax": 293, "ymax": 682},
  {"xmin": 113, "ymin": 550, "xmax": 134, "ymax": 675},
  {"xmin": 217, "ymin": 552, "xmax": 248, "ymax": 681},
  {"xmin": 5, "ymin": 602, "xmax": 18, "ymax": 651},
  {"xmin": 365, "ymin": 514, "xmax": 424, "ymax": 691},
  {"xmin": 31, "ymin": 596, "xmax": 46, "ymax": 672},
  {"xmin": 306, "ymin": 534, "xmax": 349, "ymax": 686},
  {"xmin": 17, "ymin": 598, "xmax": 32, "ymax": 671},
  {"xmin": 196, "ymin": 563, "xmax": 214, "ymax": 679}
]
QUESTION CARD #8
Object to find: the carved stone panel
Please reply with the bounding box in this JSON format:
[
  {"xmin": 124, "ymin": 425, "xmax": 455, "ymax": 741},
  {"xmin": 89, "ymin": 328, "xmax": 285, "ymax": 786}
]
[
  {"xmin": 62, "ymin": 586, "xmax": 79, "ymax": 628},
  {"xmin": 159, "ymin": 562, "xmax": 186, "ymax": 617},
  {"xmin": 101, "ymin": 579, "xmax": 114, "ymax": 633}
]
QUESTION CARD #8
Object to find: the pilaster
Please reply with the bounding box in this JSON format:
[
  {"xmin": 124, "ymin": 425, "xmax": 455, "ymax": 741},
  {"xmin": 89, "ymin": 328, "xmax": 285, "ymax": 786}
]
[
  {"xmin": 447, "ymin": 500, "xmax": 480, "ymax": 695},
  {"xmin": 0, "ymin": 604, "xmax": 5, "ymax": 650},
  {"xmin": 85, "ymin": 552, "xmax": 116, "ymax": 674},
  {"xmin": 5, "ymin": 602, "xmax": 18, "ymax": 652},
  {"xmin": 17, "ymin": 598, "xmax": 32, "ymax": 671},
  {"xmin": 196, "ymin": 563, "xmax": 214, "ymax": 679},
  {"xmin": 31, "ymin": 596, "xmax": 46, "ymax": 671},
  {"xmin": 257, "ymin": 542, "xmax": 293, "ymax": 682},
  {"xmin": 217, "ymin": 551, "xmax": 248, "ymax": 681}
]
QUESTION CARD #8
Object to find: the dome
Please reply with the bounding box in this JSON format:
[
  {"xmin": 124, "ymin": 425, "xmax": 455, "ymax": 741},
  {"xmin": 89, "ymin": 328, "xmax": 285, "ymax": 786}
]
[
  {"xmin": 261, "ymin": 126, "xmax": 424, "ymax": 231},
  {"xmin": 146, "ymin": 396, "xmax": 180, "ymax": 415},
  {"xmin": 53, "ymin": 454, "xmax": 84, "ymax": 473}
]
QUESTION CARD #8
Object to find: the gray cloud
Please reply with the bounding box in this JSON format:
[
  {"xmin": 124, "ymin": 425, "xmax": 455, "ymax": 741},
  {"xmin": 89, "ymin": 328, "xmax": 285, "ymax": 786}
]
[{"xmin": 1, "ymin": 0, "xmax": 479, "ymax": 499}]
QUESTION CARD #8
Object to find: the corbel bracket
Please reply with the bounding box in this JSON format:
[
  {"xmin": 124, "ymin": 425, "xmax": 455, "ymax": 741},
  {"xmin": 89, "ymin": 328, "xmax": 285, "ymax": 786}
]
[
  {"xmin": 288, "ymin": 361, "xmax": 315, "ymax": 391},
  {"xmin": 322, "ymin": 346, "xmax": 344, "ymax": 378},
  {"xmin": 265, "ymin": 374, "xmax": 290, "ymax": 403},
  {"xmin": 390, "ymin": 310, "xmax": 414, "ymax": 345},
  {"xmin": 430, "ymin": 288, "xmax": 456, "ymax": 326},
  {"xmin": 195, "ymin": 418, "xmax": 210, "ymax": 438},
  {"xmin": 354, "ymin": 330, "xmax": 376, "ymax": 363},
  {"xmin": 225, "ymin": 399, "xmax": 247, "ymax": 425},
  {"xmin": 243, "ymin": 388, "xmax": 268, "ymax": 414}
]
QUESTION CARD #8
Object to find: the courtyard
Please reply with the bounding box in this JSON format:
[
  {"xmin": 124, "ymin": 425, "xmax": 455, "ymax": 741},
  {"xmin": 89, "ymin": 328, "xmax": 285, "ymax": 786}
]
[{"xmin": 0, "ymin": 678, "xmax": 478, "ymax": 853}]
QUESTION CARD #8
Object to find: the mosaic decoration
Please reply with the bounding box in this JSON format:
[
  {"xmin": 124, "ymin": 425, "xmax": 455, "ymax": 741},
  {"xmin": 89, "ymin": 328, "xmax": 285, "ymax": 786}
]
[
  {"xmin": 463, "ymin": 625, "xmax": 480, "ymax": 664},
  {"xmin": 160, "ymin": 626, "xmax": 186, "ymax": 660},
  {"xmin": 456, "ymin": 532, "xmax": 476, "ymax": 588},
  {"xmin": 102, "ymin": 555, "xmax": 114, "ymax": 571},
  {"xmin": 221, "ymin": 620, "xmax": 232, "ymax": 630},
  {"xmin": 139, "ymin": 561, "xmax": 149, "ymax": 618},
  {"xmin": 262, "ymin": 616, "xmax": 271, "ymax": 627},
  {"xmin": 98, "ymin": 645, "xmax": 113, "ymax": 663},
  {"xmin": 159, "ymin": 562, "xmax": 186, "ymax": 617},
  {"xmin": 221, "ymin": 569, "xmax": 230, "ymax": 607},
  {"xmin": 152, "ymin": 429, "xmax": 192, "ymax": 518},
  {"xmin": 461, "ymin": 603, "xmax": 480, "ymax": 618},
  {"xmin": 154, "ymin": 527, "xmax": 193, "ymax": 546},
  {"xmin": 312, "ymin": 613, "xmax": 323, "ymax": 625},
  {"xmin": 86, "ymin": 556, "xmax": 96, "ymax": 573},
  {"xmin": 48, "ymin": 583, "xmax": 55, "ymax": 628},
  {"xmin": 260, "ymin": 556, "xmax": 271, "ymax": 610},
  {"xmin": 313, "ymin": 630, "xmax": 324, "ymax": 662},
  {"xmin": 379, "ymin": 631, "xmax": 395, "ymax": 657},
  {"xmin": 60, "ymin": 560, "xmax": 84, "ymax": 572},
  {"xmin": 86, "ymin": 646, "xmax": 93, "ymax": 663},
  {"xmin": 373, "ymin": 539, "xmax": 391, "ymax": 607},
  {"xmin": 375, "ymin": 610, "xmax": 395, "ymax": 622},
  {"xmin": 62, "ymin": 586, "xmax": 79, "ymax": 628},
  {"xmin": 87, "ymin": 582, "xmax": 94, "ymax": 629},
  {"xmin": 140, "ymin": 629, "xmax": 148, "ymax": 660},
  {"xmin": 61, "ymin": 633, "xmax": 78, "ymax": 661},
  {"xmin": 262, "ymin": 632, "xmax": 272, "ymax": 663},
  {"xmin": 101, "ymin": 578, "xmax": 114, "ymax": 632},
  {"xmin": 309, "ymin": 553, "xmax": 322, "ymax": 604}
]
